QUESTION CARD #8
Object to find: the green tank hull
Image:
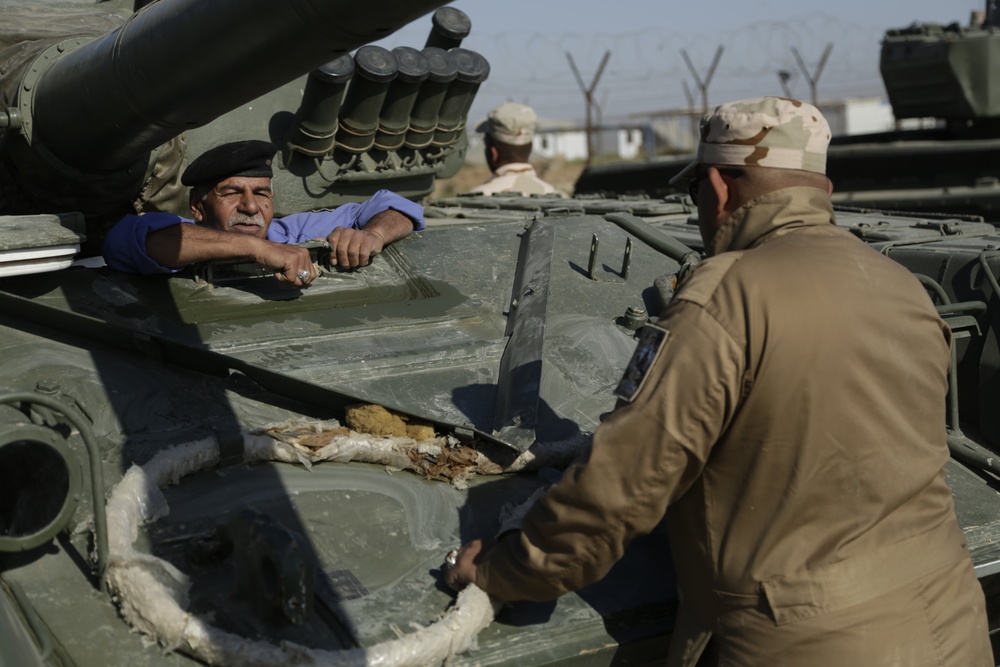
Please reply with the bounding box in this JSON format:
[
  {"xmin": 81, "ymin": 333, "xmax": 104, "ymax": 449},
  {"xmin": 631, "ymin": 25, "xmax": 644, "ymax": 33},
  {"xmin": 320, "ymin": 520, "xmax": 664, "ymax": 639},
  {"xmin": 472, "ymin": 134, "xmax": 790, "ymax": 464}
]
[{"xmin": 0, "ymin": 1, "xmax": 999, "ymax": 666}]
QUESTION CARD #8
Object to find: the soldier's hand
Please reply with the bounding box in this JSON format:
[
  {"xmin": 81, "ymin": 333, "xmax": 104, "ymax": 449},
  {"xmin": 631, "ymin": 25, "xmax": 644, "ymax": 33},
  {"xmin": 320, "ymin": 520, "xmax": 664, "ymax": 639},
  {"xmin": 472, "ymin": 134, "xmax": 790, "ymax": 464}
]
[
  {"xmin": 326, "ymin": 227, "xmax": 385, "ymax": 269},
  {"xmin": 443, "ymin": 538, "xmax": 494, "ymax": 592},
  {"xmin": 253, "ymin": 241, "xmax": 315, "ymax": 287}
]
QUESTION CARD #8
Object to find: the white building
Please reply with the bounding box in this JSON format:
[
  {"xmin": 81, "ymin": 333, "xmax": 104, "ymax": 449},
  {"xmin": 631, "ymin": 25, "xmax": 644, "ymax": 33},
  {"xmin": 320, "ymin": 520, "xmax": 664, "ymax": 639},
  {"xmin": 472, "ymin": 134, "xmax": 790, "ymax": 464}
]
[
  {"xmin": 465, "ymin": 97, "xmax": 905, "ymax": 164},
  {"xmin": 534, "ymin": 126, "xmax": 587, "ymax": 161},
  {"xmin": 465, "ymin": 121, "xmax": 645, "ymax": 164},
  {"xmin": 640, "ymin": 96, "xmax": 902, "ymax": 156},
  {"xmin": 818, "ymin": 97, "xmax": 896, "ymax": 136}
]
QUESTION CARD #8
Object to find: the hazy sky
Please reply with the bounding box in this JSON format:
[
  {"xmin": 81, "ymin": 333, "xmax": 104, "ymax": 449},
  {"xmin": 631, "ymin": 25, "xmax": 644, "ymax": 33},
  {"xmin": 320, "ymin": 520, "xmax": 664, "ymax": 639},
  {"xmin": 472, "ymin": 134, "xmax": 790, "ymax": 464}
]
[{"xmin": 378, "ymin": 1, "xmax": 977, "ymax": 124}]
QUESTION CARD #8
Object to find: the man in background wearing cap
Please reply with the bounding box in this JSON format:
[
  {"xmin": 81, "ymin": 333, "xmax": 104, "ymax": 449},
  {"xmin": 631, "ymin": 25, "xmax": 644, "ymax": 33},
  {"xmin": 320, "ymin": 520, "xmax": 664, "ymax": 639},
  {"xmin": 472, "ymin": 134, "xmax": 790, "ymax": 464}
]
[
  {"xmin": 468, "ymin": 102, "xmax": 562, "ymax": 197},
  {"xmin": 103, "ymin": 140, "xmax": 423, "ymax": 284},
  {"xmin": 445, "ymin": 97, "xmax": 990, "ymax": 665}
]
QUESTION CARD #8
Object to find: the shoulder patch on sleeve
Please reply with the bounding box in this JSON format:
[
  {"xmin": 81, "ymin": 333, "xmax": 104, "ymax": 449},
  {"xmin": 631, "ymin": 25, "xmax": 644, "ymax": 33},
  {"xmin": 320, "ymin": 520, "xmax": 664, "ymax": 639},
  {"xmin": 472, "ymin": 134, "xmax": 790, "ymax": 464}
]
[
  {"xmin": 614, "ymin": 324, "xmax": 670, "ymax": 402},
  {"xmin": 673, "ymin": 252, "xmax": 744, "ymax": 307}
]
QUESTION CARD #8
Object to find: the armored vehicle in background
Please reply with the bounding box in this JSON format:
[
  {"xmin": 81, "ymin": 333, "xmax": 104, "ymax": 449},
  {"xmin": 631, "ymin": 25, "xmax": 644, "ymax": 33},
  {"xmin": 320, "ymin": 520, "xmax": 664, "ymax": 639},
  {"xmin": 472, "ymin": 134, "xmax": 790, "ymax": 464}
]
[
  {"xmin": 1, "ymin": 1, "xmax": 1000, "ymax": 666},
  {"xmin": 576, "ymin": 1, "xmax": 1000, "ymax": 222}
]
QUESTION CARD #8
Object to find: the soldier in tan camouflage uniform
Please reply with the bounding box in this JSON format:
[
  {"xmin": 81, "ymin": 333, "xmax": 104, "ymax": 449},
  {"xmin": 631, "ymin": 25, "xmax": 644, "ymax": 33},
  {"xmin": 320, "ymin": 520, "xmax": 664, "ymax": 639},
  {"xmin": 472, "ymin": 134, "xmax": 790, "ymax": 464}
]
[
  {"xmin": 467, "ymin": 102, "xmax": 564, "ymax": 197},
  {"xmin": 446, "ymin": 97, "xmax": 992, "ymax": 666}
]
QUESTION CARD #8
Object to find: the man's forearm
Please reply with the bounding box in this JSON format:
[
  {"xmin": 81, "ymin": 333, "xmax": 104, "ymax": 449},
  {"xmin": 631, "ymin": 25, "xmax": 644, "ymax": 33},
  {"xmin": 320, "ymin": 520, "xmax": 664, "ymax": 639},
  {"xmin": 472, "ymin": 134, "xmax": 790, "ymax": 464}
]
[
  {"xmin": 146, "ymin": 223, "xmax": 262, "ymax": 268},
  {"xmin": 360, "ymin": 209, "xmax": 416, "ymax": 245},
  {"xmin": 146, "ymin": 223, "xmax": 316, "ymax": 285}
]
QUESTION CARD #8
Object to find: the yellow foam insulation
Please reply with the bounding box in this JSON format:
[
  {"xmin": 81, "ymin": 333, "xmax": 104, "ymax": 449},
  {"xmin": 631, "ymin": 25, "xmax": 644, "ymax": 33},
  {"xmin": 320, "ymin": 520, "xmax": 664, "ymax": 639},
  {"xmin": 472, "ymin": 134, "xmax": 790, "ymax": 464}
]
[{"xmin": 345, "ymin": 404, "xmax": 436, "ymax": 439}]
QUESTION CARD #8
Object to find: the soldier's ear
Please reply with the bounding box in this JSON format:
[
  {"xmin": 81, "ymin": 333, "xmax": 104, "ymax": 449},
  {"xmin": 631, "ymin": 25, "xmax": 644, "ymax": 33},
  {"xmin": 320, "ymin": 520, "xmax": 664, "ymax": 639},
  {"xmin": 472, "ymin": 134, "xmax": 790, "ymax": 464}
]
[{"xmin": 707, "ymin": 166, "xmax": 731, "ymax": 220}]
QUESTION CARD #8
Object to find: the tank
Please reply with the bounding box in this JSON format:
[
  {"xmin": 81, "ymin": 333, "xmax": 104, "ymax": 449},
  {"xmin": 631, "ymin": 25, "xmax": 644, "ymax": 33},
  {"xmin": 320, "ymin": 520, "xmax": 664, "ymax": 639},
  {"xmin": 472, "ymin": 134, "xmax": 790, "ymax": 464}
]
[
  {"xmin": 825, "ymin": 3, "xmax": 1000, "ymax": 219},
  {"xmin": 0, "ymin": 2, "xmax": 680, "ymax": 665},
  {"xmin": 0, "ymin": 0, "xmax": 486, "ymax": 254},
  {"xmin": 576, "ymin": 1, "xmax": 1000, "ymax": 223},
  {"xmin": 1, "ymin": 1, "xmax": 1000, "ymax": 666}
]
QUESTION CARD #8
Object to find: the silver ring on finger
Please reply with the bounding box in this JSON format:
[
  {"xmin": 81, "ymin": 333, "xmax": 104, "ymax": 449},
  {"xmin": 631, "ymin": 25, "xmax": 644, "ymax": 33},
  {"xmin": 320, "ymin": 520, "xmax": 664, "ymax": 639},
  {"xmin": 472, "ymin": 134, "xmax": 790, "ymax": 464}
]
[{"xmin": 296, "ymin": 270, "xmax": 310, "ymax": 282}]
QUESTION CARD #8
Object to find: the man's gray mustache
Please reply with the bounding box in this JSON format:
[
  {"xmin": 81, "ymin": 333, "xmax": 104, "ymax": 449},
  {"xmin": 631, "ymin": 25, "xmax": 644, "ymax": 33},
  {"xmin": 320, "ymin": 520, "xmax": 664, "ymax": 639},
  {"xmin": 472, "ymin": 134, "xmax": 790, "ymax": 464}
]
[{"xmin": 227, "ymin": 213, "xmax": 265, "ymax": 229}]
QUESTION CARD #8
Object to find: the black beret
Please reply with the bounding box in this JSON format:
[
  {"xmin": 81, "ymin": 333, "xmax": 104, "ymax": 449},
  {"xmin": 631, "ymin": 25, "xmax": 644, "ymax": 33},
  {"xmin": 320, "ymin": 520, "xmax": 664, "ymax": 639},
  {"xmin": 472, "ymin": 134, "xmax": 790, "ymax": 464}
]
[{"xmin": 181, "ymin": 140, "xmax": 277, "ymax": 187}]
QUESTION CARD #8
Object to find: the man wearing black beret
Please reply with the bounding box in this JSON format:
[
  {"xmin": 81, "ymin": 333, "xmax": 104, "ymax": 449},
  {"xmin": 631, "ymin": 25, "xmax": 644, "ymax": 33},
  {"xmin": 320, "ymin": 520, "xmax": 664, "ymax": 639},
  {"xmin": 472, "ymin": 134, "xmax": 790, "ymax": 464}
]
[{"xmin": 102, "ymin": 140, "xmax": 424, "ymax": 285}]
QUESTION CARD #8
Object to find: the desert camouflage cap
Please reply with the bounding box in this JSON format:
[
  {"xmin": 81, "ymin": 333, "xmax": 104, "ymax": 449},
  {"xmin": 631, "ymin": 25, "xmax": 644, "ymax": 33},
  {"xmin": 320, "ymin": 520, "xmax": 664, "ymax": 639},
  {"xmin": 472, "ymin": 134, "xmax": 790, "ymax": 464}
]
[
  {"xmin": 475, "ymin": 102, "xmax": 537, "ymax": 146},
  {"xmin": 670, "ymin": 97, "xmax": 831, "ymax": 184}
]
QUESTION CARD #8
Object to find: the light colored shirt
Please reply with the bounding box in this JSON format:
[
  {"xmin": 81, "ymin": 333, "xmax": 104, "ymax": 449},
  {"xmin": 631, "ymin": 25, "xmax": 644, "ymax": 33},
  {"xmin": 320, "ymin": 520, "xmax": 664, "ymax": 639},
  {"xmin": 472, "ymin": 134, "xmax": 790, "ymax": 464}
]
[{"xmin": 467, "ymin": 163, "xmax": 563, "ymax": 197}]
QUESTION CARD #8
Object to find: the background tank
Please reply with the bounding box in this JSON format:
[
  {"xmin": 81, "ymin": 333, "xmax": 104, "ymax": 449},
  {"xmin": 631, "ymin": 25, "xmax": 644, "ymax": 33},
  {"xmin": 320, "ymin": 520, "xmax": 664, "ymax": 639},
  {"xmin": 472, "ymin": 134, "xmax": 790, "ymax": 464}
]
[
  {"xmin": 1, "ymin": 1, "xmax": 1000, "ymax": 666},
  {"xmin": 576, "ymin": 0, "xmax": 1000, "ymax": 222}
]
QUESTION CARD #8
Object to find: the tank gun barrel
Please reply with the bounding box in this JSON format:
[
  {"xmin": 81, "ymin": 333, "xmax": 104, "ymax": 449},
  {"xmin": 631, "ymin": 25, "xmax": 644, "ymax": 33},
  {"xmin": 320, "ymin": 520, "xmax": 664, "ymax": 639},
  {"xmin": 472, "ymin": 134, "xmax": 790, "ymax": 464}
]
[{"xmin": 23, "ymin": 0, "xmax": 451, "ymax": 174}]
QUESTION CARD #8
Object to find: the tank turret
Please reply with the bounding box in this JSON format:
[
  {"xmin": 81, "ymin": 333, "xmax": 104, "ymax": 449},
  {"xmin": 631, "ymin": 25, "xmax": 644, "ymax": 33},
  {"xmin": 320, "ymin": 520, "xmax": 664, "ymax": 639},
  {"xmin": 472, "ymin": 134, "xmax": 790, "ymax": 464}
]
[{"xmin": 0, "ymin": 0, "xmax": 489, "ymax": 250}]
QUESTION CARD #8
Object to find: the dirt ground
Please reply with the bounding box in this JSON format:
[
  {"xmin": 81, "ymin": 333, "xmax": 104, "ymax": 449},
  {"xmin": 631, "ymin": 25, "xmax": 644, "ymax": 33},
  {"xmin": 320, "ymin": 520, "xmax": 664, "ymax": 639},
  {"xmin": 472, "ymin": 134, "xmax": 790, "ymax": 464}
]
[{"xmin": 429, "ymin": 156, "xmax": 586, "ymax": 200}]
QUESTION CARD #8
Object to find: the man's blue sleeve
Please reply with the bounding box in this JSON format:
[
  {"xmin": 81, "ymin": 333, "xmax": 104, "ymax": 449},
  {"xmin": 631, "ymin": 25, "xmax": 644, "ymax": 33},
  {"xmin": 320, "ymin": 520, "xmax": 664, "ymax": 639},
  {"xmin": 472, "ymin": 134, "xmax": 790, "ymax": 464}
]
[
  {"xmin": 102, "ymin": 213, "xmax": 193, "ymax": 275},
  {"xmin": 268, "ymin": 189, "xmax": 425, "ymax": 243}
]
